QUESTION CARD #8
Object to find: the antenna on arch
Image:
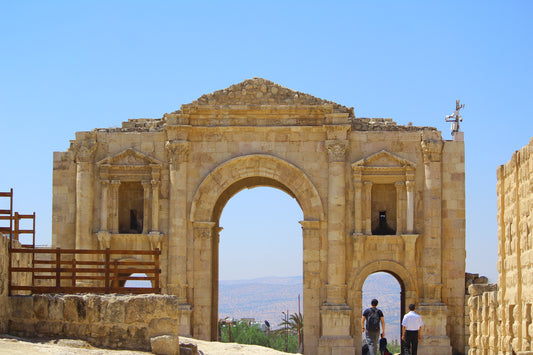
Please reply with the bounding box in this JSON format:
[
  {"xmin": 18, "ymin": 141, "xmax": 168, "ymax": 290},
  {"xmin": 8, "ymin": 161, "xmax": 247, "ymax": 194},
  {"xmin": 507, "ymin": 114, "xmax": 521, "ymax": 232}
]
[{"xmin": 445, "ymin": 99, "xmax": 465, "ymax": 140}]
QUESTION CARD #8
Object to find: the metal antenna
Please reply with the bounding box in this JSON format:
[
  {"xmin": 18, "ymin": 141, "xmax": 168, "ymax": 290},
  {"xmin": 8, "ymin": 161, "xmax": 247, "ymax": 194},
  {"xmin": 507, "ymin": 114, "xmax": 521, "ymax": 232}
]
[{"xmin": 445, "ymin": 99, "xmax": 465, "ymax": 135}]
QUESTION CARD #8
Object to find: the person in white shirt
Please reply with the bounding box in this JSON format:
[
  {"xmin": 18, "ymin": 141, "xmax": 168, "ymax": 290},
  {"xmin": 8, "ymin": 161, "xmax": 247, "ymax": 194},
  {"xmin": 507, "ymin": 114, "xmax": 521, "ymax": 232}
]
[{"xmin": 401, "ymin": 303, "xmax": 423, "ymax": 355}]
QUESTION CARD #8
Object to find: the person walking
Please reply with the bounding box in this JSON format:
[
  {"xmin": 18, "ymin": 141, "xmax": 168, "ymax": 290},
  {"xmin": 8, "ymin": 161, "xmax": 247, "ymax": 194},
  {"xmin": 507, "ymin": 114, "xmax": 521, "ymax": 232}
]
[
  {"xmin": 361, "ymin": 298, "xmax": 385, "ymax": 355},
  {"xmin": 402, "ymin": 303, "xmax": 423, "ymax": 355}
]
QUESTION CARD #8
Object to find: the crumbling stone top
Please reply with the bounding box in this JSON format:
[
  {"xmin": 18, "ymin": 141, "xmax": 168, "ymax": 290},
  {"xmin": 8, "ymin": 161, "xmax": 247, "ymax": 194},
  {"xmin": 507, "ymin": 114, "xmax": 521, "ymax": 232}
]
[
  {"xmin": 91, "ymin": 78, "xmax": 438, "ymax": 133},
  {"xmin": 181, "ymin": 77, "xmax": 355, "ymax": 115}
]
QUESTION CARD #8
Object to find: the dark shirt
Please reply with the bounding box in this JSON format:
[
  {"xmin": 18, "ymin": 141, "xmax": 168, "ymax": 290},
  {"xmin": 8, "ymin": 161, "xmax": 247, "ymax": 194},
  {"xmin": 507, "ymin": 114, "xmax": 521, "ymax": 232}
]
[{"xmin": 363, "ymin": 307, "xmax": 384, "ymax": 330}]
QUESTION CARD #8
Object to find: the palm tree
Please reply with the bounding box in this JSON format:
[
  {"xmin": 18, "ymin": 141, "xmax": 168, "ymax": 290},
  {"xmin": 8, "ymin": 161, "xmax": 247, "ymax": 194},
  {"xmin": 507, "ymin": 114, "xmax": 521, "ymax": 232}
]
[{"xmin": 278, "ymin": 311, "xmax": 303, "ymax": 352}]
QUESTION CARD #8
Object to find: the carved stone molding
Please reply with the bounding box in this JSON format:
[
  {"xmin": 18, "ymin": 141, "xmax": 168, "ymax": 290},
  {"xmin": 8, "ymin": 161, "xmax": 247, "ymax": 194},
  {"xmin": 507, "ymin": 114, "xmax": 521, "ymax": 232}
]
[
  {"xmin": 421, "ymin": 139, "xmax": 443, "ymax": 163},
  {"xmin": 326, "ymin": 140, "xmax": 347, "ymax": 162},
  {"xmin": 166, "ymin": 140, "xmax": 190, "ymax": 163}
]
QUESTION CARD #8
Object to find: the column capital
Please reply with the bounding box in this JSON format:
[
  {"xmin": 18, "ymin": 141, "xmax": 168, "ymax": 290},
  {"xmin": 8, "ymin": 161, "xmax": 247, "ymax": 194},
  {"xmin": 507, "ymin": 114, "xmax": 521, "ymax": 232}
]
[
  {"xmin": 70, "ymin": 133, "xmax": 97, "ymax": 163},
  {"xmin": 141, "ymin": 179, "xmax": 151, "ymax": 188},
  {"xmin": 110, "ymin": 179, "xmax": 121, "ymax": 186},
  {"xmin": 166, "ymin": 140, "xmax": 190, "ymax": 163},
  {"xmin": 421, "ymin": 139, "xmax": 443, "ymax": 163},
  {"xmin": 192, "ymin": 221, "xmax": 216, "ymax": 240},
  {"xmin": 326, "ymin": 140, "xmax": 348, "ymax": 162}
]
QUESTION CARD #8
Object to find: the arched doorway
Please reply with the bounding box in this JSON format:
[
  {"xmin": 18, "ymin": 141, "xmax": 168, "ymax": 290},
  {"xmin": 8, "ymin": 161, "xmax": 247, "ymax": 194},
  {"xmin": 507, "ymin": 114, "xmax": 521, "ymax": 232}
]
[
  {"xmin": 349, "ymin": 261, "xmax": 418, "ymax": 352},
  {"xmin": 361, "ymin": 272, "xmax": 403, "ymax": 349},
  {"xmin": 217, "ymin": 186, "xmax": 303, "ymax": 340},
  {"xmin": 190, "ymin": 154, "xmax": 325, "ymax": 351}
]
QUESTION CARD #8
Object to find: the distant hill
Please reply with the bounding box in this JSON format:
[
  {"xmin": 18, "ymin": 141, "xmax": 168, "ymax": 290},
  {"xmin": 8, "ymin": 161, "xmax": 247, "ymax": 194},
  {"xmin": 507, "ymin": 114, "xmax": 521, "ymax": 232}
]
[{"xmin": 219, "ymin": 273, "xmax": 402, "ymax": 341}]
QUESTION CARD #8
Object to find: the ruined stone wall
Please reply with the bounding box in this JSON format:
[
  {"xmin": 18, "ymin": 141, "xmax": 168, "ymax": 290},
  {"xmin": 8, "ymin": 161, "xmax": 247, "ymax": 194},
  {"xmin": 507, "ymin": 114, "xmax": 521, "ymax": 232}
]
[
  {"xmin": 496, "ymin": 137, "xmax": 533, "ymax": 354},
  {"xmin": 0, "ymin": 234, "xmax": 32, "ymax": 333},
  {"xmin": 468, "ymin": 137, "xmax": 533, "ymax": 355},
  {"xmin": 8, "ymin": 293, "xmax": 179, "ymax": 352}
]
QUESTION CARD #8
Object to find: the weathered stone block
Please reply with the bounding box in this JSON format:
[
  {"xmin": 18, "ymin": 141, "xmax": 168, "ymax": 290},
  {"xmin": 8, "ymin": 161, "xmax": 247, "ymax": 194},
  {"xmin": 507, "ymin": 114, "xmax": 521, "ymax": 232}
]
[{"xmin": 151, "ymin": 335, "xmax": 180, "ymax": 355}]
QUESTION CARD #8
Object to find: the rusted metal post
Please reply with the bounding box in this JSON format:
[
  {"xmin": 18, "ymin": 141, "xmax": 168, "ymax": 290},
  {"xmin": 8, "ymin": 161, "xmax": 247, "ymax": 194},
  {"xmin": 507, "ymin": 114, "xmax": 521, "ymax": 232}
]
[
  {"xmin": 71, "ymin": 258, "xmax": 76, "ymax": 287},
  {"xmin": 154, "ymin": 248, "xmax": 160, "ymax": 292},
  {"xmin": 55, "ymin": 248, "xmax": 61, "ymax": 291},
  {"xmin": 105, "ymin": 248, "xmax": 110, "ymax": 293}
]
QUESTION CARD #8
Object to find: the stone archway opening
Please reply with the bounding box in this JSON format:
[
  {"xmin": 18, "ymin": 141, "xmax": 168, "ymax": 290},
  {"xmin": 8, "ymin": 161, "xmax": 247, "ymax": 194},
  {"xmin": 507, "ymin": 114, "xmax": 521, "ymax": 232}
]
[
  {"xmin": 216, "ymin": 184, "xmax": 304, "ymax": 339},
  {"xmin": 361, "ymin": 272, "xmax": 404, "ymax": 348}
]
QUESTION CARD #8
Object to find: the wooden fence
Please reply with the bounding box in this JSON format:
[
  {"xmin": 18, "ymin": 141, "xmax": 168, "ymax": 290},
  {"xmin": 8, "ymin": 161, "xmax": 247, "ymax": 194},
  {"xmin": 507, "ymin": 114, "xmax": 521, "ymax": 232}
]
[{"xmin": 9, "ymin": 247, "xmax": 161, "ymax": 295}]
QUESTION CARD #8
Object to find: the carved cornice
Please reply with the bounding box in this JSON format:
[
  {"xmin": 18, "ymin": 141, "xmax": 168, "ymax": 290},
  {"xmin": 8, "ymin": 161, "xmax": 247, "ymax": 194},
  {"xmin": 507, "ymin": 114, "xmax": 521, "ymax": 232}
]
[
  {"xmin": 71, "ymin": 134, "xmax": 97, "ymax": 163},
  {"xmin": 166, "ymin": 140, "xmax": 190, "ymax": 163},
  {"xmin": 326, "ymin": 140, "xmax": 348, "ymax": 162},
  {"xmin": 421, "ymin": 139, "xmax": 443, "ymax": 163}
]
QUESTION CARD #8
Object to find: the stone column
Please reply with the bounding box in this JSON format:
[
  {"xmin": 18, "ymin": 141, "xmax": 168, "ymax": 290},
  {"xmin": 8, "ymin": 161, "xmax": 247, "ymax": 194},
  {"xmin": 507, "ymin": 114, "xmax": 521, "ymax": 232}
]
[
  {"xmin": 395, "ymin": 181, "xmax": 405, "ymax": 235},
  {"xmin": 319, "ymin": 139, "xmax": 354, "ymax": 355},
  {"xmin": 406, "ymin": 179, "xmax": 415, "ymax": 234},
  {"xmin": 325, "ymin": 140, "xmax": 348, "ymax": 305},
  {"xmin": 99, "ymin": 180, "xmax": 110, "ymax": 232},
  {"xmin": 353, "ymin": 179, "xmax": 363, "ymax": 235},
  {"xmin": 72, "ymin": 135, "xmax": 97, "ymax": 250},
  {"xmin": 110, "ymin": 180, "xmax": 121, "ymax": 234},
  {"xmin": 421, "ymin": 138, "xmax": 443, "ymax": 302},
  {"xmin": 192, "ymin": 221, "xmax": 216, "ymax": 341},
  {"xmin": 151, "ymin": 179, "xmax": 160, "ymax": 232},
  {"xmin": 141, "ymin": 180, "xmax": 151, "ymax": 234},
  {"xmin": 166, "ymin": 140, "xmax": 190, "ymax": 302},
  {"xmin": 363, "ymin": 181, "xmax": 373, "ymax": 235}
]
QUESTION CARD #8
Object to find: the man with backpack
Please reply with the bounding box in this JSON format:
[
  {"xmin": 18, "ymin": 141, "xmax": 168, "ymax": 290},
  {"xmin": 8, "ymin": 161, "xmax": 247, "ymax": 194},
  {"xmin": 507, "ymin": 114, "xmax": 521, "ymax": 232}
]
[{"xmin": 361, "ymin": 299, "xmax": 385, "ymax": 355}]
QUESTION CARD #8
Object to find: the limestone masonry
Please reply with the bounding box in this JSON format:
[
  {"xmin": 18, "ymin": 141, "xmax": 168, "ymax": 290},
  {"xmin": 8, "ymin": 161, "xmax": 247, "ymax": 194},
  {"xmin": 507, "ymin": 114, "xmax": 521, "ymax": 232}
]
[
  {"xmin": 468, "ymin": 137, "xmax": 533, "ymax": 355},
  {"xmin": 50, "ymin": 78, "xmax": 466, "ymax": 354}
]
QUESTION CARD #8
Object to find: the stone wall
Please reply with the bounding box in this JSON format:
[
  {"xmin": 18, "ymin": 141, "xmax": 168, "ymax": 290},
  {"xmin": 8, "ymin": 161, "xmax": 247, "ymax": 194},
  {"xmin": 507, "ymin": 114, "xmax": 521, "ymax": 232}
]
[
  {"xmin": 8, "ymin": 293, "xmax": 179, "ymax": 352},
  {"xmin": 0, "ymin": 234, "xmax": 8, "ymax": 333},
  {"xmin": 468, "ymin": 137, "xmax": 533, "ymax": 355},
  {"xmin": 0, "ymin": 234, "xmax": 32, "ymax": 333}
]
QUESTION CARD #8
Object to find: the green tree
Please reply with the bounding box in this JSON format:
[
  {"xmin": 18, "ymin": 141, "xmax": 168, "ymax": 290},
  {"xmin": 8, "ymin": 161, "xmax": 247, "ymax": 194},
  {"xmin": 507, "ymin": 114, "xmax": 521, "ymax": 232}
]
[{"xmin": 277, "ymin": 311, "xmax": 303, "ymax": 353}]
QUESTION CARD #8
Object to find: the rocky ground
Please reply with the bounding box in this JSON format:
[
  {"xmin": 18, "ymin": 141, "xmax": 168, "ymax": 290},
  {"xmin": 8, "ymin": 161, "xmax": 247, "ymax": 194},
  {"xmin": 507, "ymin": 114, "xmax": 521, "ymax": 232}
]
[{"xmin": 0, "ymin": 334, "xmax": 290, "ymax": 355}]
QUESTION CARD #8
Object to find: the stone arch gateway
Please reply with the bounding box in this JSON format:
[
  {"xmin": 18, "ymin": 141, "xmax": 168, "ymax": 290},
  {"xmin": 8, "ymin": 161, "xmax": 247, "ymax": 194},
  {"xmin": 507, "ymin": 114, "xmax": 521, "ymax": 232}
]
[
  {"xmin": 52, "ymin": 78, "xmax": 466, "ymax": 355},
  {"xmin": 190, "ymin": 154, "xmax": 324, "ymax": 348}
]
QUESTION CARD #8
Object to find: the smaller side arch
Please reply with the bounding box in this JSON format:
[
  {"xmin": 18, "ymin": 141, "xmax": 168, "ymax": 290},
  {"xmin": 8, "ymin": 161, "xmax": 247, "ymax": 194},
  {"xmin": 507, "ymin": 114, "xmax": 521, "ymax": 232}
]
[{"xmin": 351, "ymin": 260, "xmax": 418, "ymax": 298}]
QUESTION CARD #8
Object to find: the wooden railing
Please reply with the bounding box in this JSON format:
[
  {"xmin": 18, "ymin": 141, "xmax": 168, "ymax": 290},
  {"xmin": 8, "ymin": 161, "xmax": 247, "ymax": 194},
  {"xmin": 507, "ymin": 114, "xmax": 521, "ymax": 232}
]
[{"xmin": 9, "ymin": 248, "xmax": 161, "ymax": 295}]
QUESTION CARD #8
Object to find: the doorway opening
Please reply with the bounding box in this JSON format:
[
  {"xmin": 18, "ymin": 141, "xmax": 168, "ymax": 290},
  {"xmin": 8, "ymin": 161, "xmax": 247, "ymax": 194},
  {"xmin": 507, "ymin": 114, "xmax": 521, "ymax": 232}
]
[
  {"xmin": 218, "ymin": 186, "xmax": 303, "ymax": 344},
  {"xmin": 362, "ymin": 272, "xmax": 403, "ymax": 349}
]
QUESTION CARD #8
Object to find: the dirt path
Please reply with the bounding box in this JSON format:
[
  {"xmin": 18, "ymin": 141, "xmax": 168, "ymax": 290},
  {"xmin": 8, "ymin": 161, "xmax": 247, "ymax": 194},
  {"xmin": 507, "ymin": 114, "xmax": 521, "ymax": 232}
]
[{"xmin": 0, "ymin": 335, "xmax": 292, "ymax": 355}]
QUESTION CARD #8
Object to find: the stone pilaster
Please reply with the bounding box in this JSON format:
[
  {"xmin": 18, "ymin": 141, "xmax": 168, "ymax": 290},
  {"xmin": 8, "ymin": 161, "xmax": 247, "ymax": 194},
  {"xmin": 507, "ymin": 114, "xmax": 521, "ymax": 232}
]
[
  {"xmin": 406, "ymin": 179, "xmax": 415, "ymax": 233},
  {"xmin": 100, "ymin": 180, "xmax": 110, "ymax": 232},
  {"xmin": 395, "ymin": 181, "xmax": 405, "ymax": 235},
  {"xmin": 72, "ymin": 134, "xmax": 97, "ymax": 250},
  {"xmin": 110, "ymin": 180, "xmax": 120, "ymax": 234},
  {"xmin": 141, "ymin": 180, "xmax": 151, "ymax": 234},
  {"xmin": 421, "ymin": 138, "xmax": 443, "ymax": 302},
  {"xmin": 300, "ymin": 220, "xmax": 322, "ymax": 352},
  {"xmin": 166, "ymin": 140, "xmax": 190, "ymax": 302},
  {"xmin": 192, "ymin": 221, "xmax": 216, "ymax": 341},
  {"xmin": 325, "ymin": 139, "xmax": 348, "ymax": 305},
  {"xmin": 151, "ymin": 179, "xmax": 160, "ymax": 232},
  {"xmin": 353, "ymin": 177, "xmax": 363, "ymax": 235},
  {"xmin": 363, "ymin": 181, "xmax": 373, "ymax": 235}
]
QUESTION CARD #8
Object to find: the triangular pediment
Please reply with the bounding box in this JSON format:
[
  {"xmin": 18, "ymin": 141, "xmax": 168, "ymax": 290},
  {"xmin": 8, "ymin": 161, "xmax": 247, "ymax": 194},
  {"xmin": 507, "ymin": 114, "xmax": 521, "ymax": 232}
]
[
  {"xmin": 183, "ymin": 77, "xmax": 353, "ymax": 113},
  {"xmin": 352, "ymin": 150, "xmax": 415, "ymax": 168},
  {"xmin": 97, "ymin": 148, "xmax": 162, "ymax": 166}
]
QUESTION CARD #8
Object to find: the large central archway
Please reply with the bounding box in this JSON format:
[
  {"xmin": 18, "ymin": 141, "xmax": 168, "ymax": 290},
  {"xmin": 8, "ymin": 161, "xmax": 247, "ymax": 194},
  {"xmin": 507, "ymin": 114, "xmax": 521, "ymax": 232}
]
[{"xmin": 190, "ymin": 154, "xmax": 325, "ymax": 350}]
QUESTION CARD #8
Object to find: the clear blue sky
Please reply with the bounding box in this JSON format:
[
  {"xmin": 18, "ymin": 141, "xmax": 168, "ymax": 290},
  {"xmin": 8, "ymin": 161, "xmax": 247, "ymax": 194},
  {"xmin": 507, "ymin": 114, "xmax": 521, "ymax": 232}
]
[{"xmin": 1, "ymin": 1, "xmax": 532, "ymax": 283}]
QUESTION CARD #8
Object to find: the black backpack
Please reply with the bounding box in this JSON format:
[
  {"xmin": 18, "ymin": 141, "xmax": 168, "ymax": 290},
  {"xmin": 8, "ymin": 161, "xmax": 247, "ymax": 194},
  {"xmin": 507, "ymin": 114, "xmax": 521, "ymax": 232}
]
[{"xmin": 366, "ymin": 308, "xmax": 381, "ymax": 331}]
